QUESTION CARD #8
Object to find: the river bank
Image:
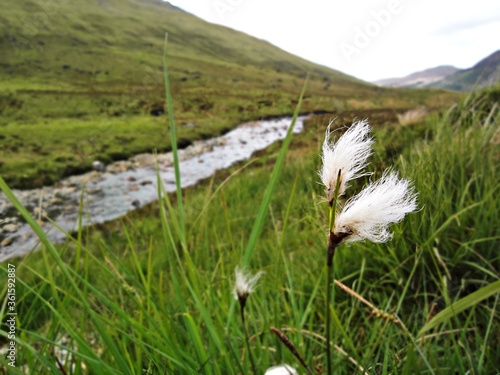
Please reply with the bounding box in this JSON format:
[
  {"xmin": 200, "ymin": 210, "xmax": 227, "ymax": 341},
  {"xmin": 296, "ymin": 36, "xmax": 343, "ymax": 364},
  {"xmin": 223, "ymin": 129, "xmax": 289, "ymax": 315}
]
[{"xmin": 0, "ymin": 116, "xmax": 305, "ymax": 261}]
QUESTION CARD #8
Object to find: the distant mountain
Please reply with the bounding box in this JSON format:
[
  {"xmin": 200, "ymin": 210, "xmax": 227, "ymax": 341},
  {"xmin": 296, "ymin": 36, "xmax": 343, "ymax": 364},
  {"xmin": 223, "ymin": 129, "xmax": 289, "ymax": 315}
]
[
  {"xmin": 430, "ymin": 50, "xmax": 500, "ymax": 91},
  {"xmin": 375, "ymin": 50, "xmax": 500, "ymax": 91},
  {"xmin": 374, "ymin": 66, "xmax": 460, "ymax": 88}
]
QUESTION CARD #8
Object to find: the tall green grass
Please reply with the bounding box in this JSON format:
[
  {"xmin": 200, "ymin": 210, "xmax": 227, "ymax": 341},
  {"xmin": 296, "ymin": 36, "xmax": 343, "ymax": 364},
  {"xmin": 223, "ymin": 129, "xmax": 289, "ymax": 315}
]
[{"xmin": 1, "ymin": 83, "xmax": 498, "ymax": 374}]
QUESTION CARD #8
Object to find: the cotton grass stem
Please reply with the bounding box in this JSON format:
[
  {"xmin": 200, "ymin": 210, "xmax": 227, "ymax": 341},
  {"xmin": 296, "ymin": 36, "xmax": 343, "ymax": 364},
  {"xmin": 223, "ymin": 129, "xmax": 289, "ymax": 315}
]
[
  {"xmin": 233, "ymin": 267, "xmax": 262, "ymax": 374},
  {"xmin": 240, "ymin": 304, "xmax": 258, "ymax": 375},
  {"xmin": 325, "ymin": 169, "xmax": 343, "ymax": 375},
  {"xmin": 319, "ymin": 120, "xmax": 417, "ymax": 374},
  {"xmin": 325, "ymin": 257, "xmax": 334, "ymax": 375}
]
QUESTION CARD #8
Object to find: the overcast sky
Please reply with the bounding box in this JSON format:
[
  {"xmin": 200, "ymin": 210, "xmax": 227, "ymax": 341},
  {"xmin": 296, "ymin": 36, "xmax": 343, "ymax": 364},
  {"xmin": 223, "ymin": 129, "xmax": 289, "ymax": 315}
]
[{"xmin": 166, "ymin": 0, "xmax": 500, "ymax": 82}]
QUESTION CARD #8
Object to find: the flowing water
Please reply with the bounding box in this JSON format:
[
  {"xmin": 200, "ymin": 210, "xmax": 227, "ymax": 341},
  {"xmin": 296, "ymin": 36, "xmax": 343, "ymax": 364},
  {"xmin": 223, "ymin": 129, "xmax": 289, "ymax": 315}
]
[{"xmin": 0, "ymin": 116, "xmax": 305, "ymax": 261}]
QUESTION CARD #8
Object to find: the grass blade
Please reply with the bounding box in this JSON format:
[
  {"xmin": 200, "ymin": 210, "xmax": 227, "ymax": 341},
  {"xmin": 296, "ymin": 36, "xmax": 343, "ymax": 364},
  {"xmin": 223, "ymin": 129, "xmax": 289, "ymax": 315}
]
[
  {"xmin": 0, "ymin": 177, "xmax": 133, "ymax": 373},
  {"xmin": 418, "ymin": 279, "xmax": 500, "ymax": 337},
  {"xmin": 163, "ymin": 33, "xmax": 186, "ymax": 245},
  {"xmin": 241, "ymin": 78, "xmax": 308, "ymax": 267}
]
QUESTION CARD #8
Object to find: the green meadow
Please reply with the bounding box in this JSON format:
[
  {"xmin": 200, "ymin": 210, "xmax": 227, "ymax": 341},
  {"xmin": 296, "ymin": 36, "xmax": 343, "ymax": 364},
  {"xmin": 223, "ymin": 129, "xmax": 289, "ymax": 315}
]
[
  {"xmin": 0, "ymin": 84, "xmax": 498, "ymax": 373},
  {"xmin": 1, "ymin": 0, "xmax": 498, "ymax": 373}
]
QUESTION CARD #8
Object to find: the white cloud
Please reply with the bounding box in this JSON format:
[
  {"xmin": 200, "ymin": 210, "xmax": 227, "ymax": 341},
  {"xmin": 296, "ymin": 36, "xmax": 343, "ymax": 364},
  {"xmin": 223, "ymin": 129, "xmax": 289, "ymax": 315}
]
[{"xmin": 166, "ymin": 0, "xmax": 500, "ymax": 81}]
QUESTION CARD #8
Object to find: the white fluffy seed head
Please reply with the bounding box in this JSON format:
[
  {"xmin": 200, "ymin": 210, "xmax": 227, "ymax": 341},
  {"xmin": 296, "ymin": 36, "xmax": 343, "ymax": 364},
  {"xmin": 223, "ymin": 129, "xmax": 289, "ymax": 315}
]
[
  {"xmin": 232, "ymin": 266, "xmax": 263, "ymax": 301},
  {"xmin": 319, "ymin": 119, "xmax": 373, "ymax": 200},
  {"xmin": 264, "ymin": 364, "xmax": 298, "ymax": 375},
  {"xmin": 334, "ymin": 171, "xmax": 418, "ymax": 243}
]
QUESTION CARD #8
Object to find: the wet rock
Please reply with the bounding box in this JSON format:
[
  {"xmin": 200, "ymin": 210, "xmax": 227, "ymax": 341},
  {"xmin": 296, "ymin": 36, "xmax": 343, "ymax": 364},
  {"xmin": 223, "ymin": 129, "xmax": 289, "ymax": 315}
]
[
  {"xmin": 1, "ymin": 237, "xmax": 14, "ymax": 246},
  {"xmin": 56, "ymin": 186, "xmax": 77, "ymax": 195},
  {"xmin": 0, "ymin": 217, "xmax": 17, "ymax": 226},
  {"xmin": 131, "ymin": 200, "xmax": 140, "ymax": 208},
  {"xmin": 47, "ymin": 206, "xmax": 62, "ymax": 218},
  {"xmin": 49, "ymin": 197, "xmax": 62, "ymax": 205},
  {"xmin": 127, "ymin": 176, "xmax": 137, "ymax": 182},
  {"xmin": 189, "ymin": 142, "xmax": 214, "ymax": 155},
  {"xmin": 140, "ymin": 180, "xmax": 152, "ymax": 186},
  {"xmin": 22, "ymin": 232, "xmax": 33, "ymax": 240},
  {"xmin": 33, "ymin": 207, "xmax": 47, "ymax": 217},
  {"xmin": 2, "ymin": 224, "xmax": 19, "ymax": 233},
  {"xmin": 157, "ymin": 154, "xmax": 174, "ymax": 165},
  {"xmin": 87, "ymin": 188, "xmax": 103, "ymax": 195},
  {"xmin": 92, "ymin": 160, "xmax": 106, "ymax": 172},
  {"xmin": 81, "ymin": 171, "xmax": 104, "ymax": 184},
  {"xmin": 54, "ymin": 191, "xmax": 69, "ymax": 201},
  {"xmin": 131, "ymin": 154, "xmax": 156, "ymax": 167},
  {"xmin": 107, "ymin": 161, "xmax": 134, "ymax": 174}
]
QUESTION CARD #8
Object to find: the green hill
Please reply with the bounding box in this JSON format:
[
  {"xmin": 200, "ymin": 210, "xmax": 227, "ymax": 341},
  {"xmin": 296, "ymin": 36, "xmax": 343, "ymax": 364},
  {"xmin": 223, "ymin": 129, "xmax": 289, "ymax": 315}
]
[
  {"xmin": 0, "ymin": 0, "xmax": 457, "ymax": 188},
  {"xmin": 429, "ymin": 50, "xmax": 500, "ymax": 91}
]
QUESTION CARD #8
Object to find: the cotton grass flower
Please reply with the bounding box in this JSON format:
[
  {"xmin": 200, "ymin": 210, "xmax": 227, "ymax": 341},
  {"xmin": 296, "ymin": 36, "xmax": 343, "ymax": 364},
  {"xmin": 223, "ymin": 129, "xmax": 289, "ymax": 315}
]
[
  {"xmin": 233, "ymin": 266, "xmax": 263, "ymax": 310},
  {"xmin": 233, "ymin": 266, "xmax": 263, "ymax": 374},
  {"xmin": 332, "ymin": 171, "xmax": 418, "ymax": 244},
  {"xmin": 319, "ymin": 119, "xmax": 417, "ymax": 375},
  {"xmin": 320, "ymin": 119, "xmax": 373, "ymax": 202},
  {"xmin": 264, "ymin": 364, "xmax": 298, "ymax": 375}
]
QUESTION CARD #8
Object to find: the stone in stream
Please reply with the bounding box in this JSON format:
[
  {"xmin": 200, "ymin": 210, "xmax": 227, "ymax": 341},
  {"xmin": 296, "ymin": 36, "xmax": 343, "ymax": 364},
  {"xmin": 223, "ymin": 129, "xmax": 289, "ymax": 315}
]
[
  {"xmin": 1, "ymin": 237, "xmax": 14, "ymax": 246},
  {"xmin": 107, "ymin": 161, "xmax": 134, "ymax": 174},
  {"xmin": 49, "ymin": 197, "xmax": 63, "ymax": 205},
  {"xmin": 92, "ymin": 160, "xmax": 106, "ymax": 172},
  {"xmin": 33, "ymin": 207, "xmax": 47, "ymax": 218},
  {"xmin": 2, "ymin": 224, "xmax": 19, "ymax": 233},
  {"xmin": 131, "ymin": 154, "xmax": 156, "ymax": 167}
]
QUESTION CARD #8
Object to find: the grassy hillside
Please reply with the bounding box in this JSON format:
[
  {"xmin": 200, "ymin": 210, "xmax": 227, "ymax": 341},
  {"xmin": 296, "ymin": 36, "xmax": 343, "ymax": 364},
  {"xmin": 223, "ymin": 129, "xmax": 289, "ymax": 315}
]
[
  {"xmin": 0, "ymin": 0, "xmax": 458, "ymax": 188},
  {"xmin": 0, "ymin": 86, "xmax": 498, "ymax": 373},
  {"xmin": 430, "ymin": 50, "xmax": 500, "ymax": 91}
]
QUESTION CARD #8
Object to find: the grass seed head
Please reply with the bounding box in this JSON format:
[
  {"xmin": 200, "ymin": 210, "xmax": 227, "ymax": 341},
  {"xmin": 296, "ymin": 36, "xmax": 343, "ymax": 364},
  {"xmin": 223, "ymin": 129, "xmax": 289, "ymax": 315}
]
[
  {"xmin": 264, "ymin": 364, "xmax": 298, "ymax": 375},
  {"xmin": 333, "ymin": 170, "xmax": 418, "ymax": 243},
  {"xmin": 319, "ymin": 119, "xmax": 373, "ymax": 201},
  {"xmin": 233, "ymin": 266, "xmax": 263, "ymax": 306}
]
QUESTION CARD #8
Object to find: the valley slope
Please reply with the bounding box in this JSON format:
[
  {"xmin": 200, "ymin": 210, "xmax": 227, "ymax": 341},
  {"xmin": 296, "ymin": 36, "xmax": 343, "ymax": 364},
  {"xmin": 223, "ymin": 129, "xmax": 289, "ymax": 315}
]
[{"xmin": 0, "ymin": 0, "xmax": 457, "ymax": 188}]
